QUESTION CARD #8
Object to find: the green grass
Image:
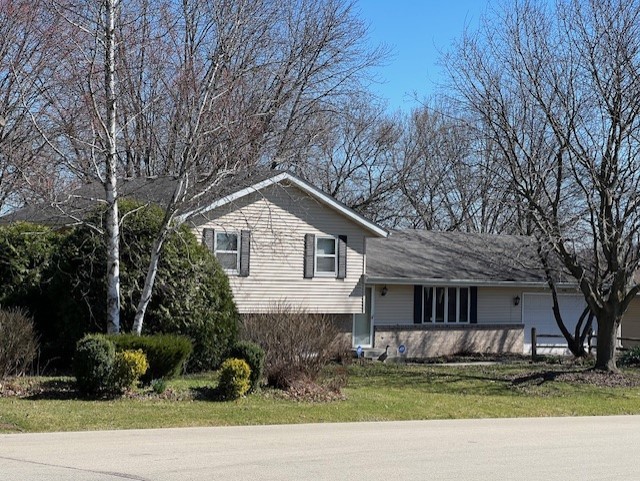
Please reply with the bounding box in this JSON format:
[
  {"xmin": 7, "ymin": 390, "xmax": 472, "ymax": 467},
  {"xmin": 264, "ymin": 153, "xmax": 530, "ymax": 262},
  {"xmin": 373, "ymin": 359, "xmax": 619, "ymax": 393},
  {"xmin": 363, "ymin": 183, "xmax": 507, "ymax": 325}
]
[{"xmin": 2, "ymin": 362, "xmax": 640, "ymax": 433}]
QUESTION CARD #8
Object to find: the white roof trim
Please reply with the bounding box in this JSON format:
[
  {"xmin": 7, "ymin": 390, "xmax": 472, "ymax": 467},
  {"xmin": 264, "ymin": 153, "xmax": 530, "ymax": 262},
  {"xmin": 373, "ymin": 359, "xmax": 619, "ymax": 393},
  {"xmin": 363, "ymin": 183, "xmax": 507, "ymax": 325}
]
[
  {"xmin": 365, "ymin": 277, "xmax": 580, "ymax": 289},
  {"xmin": 180, "ymin": 172, "xmax": 388, "ymax": 237}
]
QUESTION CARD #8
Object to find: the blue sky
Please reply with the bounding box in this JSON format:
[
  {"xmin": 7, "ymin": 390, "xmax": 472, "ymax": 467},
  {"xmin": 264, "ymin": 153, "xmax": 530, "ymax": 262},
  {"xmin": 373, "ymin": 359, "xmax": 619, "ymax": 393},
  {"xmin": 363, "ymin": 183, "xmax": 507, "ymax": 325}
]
[{"xmin": 357, "ymin": 0, "xmax": 492, "ymax": 112}]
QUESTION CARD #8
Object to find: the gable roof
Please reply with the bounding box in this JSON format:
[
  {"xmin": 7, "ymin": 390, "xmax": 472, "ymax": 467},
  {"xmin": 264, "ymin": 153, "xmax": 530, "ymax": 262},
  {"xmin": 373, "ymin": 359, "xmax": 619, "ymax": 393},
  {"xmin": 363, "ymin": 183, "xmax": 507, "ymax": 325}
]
[
  {"xmin": 180, "ymin": 171, "xmax": 388, "ymax": 237},
  {"xmin": 0, "ymin": 170, "xmax": 388, "ymax": 237},
  {"xmin": 367, "ymin": 230, "xmax": 563, "ymax": 286}
]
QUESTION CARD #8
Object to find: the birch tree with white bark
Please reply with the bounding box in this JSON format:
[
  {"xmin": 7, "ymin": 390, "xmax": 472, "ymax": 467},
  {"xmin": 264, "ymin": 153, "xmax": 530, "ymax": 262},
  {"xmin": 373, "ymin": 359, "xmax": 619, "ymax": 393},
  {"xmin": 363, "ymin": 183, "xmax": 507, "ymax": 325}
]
[{"xmin": 36, "ymin": 0, "xmax": 122, "ymax": 332}]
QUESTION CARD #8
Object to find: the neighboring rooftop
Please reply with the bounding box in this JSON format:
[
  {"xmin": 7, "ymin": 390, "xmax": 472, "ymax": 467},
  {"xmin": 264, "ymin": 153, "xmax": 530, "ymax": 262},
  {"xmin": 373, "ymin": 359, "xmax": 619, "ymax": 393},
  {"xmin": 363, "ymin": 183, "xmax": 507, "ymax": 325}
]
[{"xmin": 367, "ymin": 230, "xmax": 555, "ymax": 285}]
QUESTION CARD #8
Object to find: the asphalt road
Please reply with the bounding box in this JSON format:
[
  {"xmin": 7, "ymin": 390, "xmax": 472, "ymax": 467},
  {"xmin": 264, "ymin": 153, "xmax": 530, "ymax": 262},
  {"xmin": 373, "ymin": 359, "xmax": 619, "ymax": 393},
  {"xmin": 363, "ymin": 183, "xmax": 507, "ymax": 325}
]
[{"xmin": 1, "ymin": 416, "xmax": 639, "ymax": 480}]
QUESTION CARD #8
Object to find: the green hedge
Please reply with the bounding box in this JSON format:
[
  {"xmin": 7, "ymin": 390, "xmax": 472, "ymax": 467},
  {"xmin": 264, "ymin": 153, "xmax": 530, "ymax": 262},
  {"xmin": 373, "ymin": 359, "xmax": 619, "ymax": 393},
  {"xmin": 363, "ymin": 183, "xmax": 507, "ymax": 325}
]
[
  {"xmin": 107, "ymin": 334, "xmax": 192, "ymax": 381},
  {"xmin": 0, "ymin": 222, "xmax": 57, "ymax": 306}
]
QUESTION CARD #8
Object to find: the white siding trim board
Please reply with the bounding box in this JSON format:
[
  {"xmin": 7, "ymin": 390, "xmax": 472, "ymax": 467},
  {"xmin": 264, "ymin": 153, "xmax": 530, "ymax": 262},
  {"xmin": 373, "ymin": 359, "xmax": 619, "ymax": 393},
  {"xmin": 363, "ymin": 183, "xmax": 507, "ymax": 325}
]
[{"xmin": 367, "ymin": 278, "xmax": 571, "ymax": 288}]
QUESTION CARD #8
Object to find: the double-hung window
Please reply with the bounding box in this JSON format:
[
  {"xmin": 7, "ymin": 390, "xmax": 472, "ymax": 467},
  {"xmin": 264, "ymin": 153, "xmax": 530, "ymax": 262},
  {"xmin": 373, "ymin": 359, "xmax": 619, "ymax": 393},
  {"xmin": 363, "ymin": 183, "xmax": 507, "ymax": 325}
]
[
  {"xmin": 315, "ymin": 236, "xmax": 337, "ymax": 275},
  {"xmin": 215, "ymin": 232, "xmax": 239, "ymax": 273},
  {"xmin": 423, "ymin": 286, "xmax": 470, "ymax": 323}
]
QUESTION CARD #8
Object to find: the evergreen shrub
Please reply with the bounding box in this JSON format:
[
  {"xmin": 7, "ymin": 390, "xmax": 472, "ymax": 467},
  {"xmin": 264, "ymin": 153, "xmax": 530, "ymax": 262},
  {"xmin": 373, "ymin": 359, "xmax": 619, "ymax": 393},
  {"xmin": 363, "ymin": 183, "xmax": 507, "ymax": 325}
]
[
  {"xmin": 110, "ymin": 349, "xmax": 148, "ymax": 392},
  {"xmin": 43, "ymin": 200, "xmax": 238, "ymax": 370},
  {"xmin": 218, "ymin": 358, "xmax": 251, "ymax": 400},
  {"xmin": 107, "ymin": 334, "xmax": 192, "ymax": 382},
  {"xmin": 228, "ymin": 341, "xmax": 265, "ymax": 391},
  {"xmin": 73, "ymin": 335, "xmax": 115, "ymax": 394}
]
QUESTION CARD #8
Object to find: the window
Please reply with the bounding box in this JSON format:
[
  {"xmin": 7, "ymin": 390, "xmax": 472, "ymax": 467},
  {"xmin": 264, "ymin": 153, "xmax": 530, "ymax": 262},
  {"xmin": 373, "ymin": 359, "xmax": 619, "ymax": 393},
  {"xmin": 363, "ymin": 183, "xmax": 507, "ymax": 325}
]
[
  {"xmin": 315, "ymin": 236, "xmax": 337, "ymax": 275},
  {"xmin": 422, "ymin": 286, "xmax": 470, "ymax": 323},
  {"xmin": 215, "ymin": 232, "xmax": 239, "ymax": 273}
]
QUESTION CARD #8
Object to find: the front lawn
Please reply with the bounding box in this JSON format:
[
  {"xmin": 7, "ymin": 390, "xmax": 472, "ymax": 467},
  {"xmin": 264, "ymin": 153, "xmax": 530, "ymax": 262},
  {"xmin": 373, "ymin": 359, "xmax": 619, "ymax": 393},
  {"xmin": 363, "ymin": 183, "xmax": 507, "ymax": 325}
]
[{"xmin": 2, "ymin": 361, "xmax": 640, "ymax": 433}]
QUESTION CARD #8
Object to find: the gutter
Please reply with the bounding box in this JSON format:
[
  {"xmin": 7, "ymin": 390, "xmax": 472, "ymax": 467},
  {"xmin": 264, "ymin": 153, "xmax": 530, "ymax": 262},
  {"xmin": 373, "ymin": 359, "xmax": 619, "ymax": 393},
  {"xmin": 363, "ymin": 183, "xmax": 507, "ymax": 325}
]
[{"xmin": 365, "ymin": 277, "xmax": 580, "ymax": 289}]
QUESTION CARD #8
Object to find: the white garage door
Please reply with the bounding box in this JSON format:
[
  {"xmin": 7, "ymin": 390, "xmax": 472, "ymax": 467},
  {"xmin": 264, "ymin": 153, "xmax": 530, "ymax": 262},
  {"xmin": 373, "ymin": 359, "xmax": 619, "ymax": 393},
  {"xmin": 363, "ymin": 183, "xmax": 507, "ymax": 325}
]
[{"xmin": 522, "ymin": 293, "xmax": 587, "ymax": 353}]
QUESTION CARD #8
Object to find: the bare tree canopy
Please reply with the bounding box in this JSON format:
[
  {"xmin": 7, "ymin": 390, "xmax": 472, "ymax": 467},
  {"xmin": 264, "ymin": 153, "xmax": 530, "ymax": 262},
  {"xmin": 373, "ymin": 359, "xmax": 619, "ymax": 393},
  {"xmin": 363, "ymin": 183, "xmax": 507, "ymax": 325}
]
[
  {"xmin": 286, "ymin": 94, "xmax": 403, "ymax": 226},
  {"xmin": 446, "ymin": 0, "xmax": 640, "ymax": 370},
  {"xmin": 396, "ymin": 102, "xmax": 523, "ymax": 233},
  {"xmin": 0, "ymin": 0, "xmax": 63, "ymax": 212}
]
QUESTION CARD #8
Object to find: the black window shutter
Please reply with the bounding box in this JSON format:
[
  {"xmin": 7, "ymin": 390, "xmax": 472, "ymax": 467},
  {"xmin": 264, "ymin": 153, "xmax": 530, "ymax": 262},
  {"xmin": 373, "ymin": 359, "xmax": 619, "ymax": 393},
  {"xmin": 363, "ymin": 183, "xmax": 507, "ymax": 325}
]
[
  {"xmin": 203, "ymin": 228, "xmax": 215, "ymax": 253},
  {"xmin": 470, "ymin": 286, "xmax": 478, "ymax": 324},
  {"xmin": 304, "ymin": 233, "xmax": 315, "ymax": 278},
  {"xmin": 413, "ymin": 285, "xmax": 423, "ymax": 324},
  {"xmin": 337, "ymin": 235, "xmax": 347, "ymax": 279},
  {"xmin": 239, "ymin": 230, "xmax": 250, "ymax": 277}
]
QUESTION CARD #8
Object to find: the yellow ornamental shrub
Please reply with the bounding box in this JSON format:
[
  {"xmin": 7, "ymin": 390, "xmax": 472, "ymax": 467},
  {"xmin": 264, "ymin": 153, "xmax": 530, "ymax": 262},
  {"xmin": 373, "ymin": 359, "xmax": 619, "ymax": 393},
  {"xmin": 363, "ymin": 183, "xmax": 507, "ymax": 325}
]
[
  {"xmin": 218, "ymin": 358, "xmax": 251, "ymax": 400},
  {"xmin": 110, "ymin": 349, "xmax": 149, "ymax": 392}
]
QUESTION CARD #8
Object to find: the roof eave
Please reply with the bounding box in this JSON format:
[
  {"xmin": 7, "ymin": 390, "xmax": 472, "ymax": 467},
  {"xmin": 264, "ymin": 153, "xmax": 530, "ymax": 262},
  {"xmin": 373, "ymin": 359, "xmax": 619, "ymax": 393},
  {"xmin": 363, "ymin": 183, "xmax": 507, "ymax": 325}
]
[{"xmin": 365, "ymin": 277, "xmax": 580, "ymax": 289}]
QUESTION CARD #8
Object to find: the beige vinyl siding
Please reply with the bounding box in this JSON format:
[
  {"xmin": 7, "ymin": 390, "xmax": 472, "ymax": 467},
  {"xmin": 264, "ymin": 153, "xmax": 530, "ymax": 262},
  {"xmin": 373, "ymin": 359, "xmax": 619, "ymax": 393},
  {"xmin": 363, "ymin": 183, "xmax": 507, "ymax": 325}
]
[
  {"xmin": 191, "ymin": 182, "xmax": 368, "ymax": 314},
  {"xmin": 372, "ymin": 284, "xmax": 414, "ymax": 325},
  {"xmin": 369, "ymin": 285, "xmax": 569, "ymax": 326},
  {"xmin": 621, "ymin": 297, "xmax": 640, "ymax": 346},
  {"xmin": 477, "ymin": 287, "xmax": 524, "ymax": 324},
  {"xmin": 371, "ymin": 284, "xmax": 528, "ymax": 326}
]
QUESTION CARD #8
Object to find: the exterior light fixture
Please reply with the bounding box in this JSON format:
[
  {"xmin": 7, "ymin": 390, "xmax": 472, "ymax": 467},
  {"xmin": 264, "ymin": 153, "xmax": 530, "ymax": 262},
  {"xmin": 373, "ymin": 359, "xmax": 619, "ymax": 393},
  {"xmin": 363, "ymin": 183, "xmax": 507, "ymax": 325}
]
[
  {"xmin": 514, "ymin": 295, "xmax": 521, "ymax": 306},
  {"xmin": 381, "ymin": 285, "xmax": 388, "ymax": 297}
]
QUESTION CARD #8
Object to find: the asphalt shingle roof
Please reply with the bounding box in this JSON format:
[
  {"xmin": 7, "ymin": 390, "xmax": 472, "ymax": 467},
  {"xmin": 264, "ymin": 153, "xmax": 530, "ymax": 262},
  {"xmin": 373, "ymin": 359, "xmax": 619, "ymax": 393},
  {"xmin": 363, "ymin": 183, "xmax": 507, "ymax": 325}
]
[
  {"xmin": 0, "ymin": 170, "xmax": 283, "ymax": 227},
  {"xmin": 367, "ymin": 230, "xmax": 548, "ymax": 284}
]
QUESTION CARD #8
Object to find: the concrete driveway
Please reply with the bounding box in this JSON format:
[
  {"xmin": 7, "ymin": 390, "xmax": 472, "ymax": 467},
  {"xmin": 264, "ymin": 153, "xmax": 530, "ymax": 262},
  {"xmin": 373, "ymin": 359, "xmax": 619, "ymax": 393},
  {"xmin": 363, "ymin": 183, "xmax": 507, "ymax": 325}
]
[{"xmin": 1, "ymin": 416, "xmax": 639, "ymax": 480}]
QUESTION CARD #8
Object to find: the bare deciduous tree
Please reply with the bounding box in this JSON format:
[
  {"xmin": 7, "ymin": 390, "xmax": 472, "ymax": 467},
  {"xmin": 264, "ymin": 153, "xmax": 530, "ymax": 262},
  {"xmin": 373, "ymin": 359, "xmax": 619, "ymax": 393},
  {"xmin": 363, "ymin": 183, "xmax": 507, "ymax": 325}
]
[
  {"xmin": 447, "ymin": 0, "xmax": 640, "ymax": 370},
  {"xmin": 0, "ymin": 0, "xmax": 61, "ymax": 212},
  {"xmin": 396, "ymin": 102, "xmax": 521, "ymax": 233},
  {"xmin": 288, "ymin": 95, "xmax": 403, "ymax": 226},
  {"xmin": 15, "ymin": 0, "xmax": 383, "ymax": 336}
]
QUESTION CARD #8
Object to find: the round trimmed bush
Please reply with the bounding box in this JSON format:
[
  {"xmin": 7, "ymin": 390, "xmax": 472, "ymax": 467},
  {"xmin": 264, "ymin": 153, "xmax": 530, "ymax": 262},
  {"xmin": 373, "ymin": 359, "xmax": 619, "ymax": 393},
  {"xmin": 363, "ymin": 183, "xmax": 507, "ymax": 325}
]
[
  {"xmin": 110, "ymin": 349, "xmax": 148, "ymax": 392},
  {"xmin": 218, "ymin": 358, "xmax": 251, "ymax": 400},
  {"xmin": 229, "ymin": 341, "xmax": 264, "ymax": 392},
  {"xmin": 74, "ymin": 335, "xmax": 115, "ymax": 394}
]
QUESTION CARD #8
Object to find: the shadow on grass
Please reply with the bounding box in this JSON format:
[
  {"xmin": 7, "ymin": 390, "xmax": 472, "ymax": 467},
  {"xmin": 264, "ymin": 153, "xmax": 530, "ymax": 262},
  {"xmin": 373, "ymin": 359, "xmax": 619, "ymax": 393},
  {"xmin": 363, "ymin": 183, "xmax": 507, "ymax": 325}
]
[
  {"xmin": 347, "ymin": 363, "xmax": 599, "ymax": 396},
  {"xmin": 509, "ymin": 370, "xmax": 565, "ymax": 386},
  {"xmin": 24, "ymin": 379, "xmax": 122, "ymax": 401},
  {"xmin": 24, "ymin": 379, "xmax": 78, "ymax": 400},
  {"xmin": 348, "ymin": 364, "xmax": 514, "ymax": 396},
  {"xmin": 190, "ymin": 385, "xmax": 225, "ymax": 401}
]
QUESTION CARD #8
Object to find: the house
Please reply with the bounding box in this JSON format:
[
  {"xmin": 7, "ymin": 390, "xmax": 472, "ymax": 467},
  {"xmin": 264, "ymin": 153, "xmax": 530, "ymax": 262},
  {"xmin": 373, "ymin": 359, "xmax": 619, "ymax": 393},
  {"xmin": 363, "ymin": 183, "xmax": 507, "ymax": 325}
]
[
  {"xmin": 362, "ymin": 230, "xmax": 593, "ymax": 357},
  {"xmin": 3, "ymin": 170, "xmax": 639, "ymax": 356},
  {"xmin": 1, "ymin": 170, "xmax": 388, "ymax": 343},
  {"xmin": 182, "ymin": 171, "xmax": 388, "ymax": 339}
]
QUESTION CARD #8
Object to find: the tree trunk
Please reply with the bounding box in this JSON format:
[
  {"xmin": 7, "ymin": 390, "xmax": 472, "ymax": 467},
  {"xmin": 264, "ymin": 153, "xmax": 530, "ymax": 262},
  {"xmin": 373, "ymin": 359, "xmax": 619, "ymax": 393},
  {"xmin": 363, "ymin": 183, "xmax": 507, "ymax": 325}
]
[
  {"xmin": 131, "ymin": 232, "xmax": 168, "ymax": 335},
  {"xmin": 594, "ymin": 314, "xmax": 620, "ymax": 372},
  {"xmin": 105, "ymin": 0, "xmax": 120, "ymax": 334}
]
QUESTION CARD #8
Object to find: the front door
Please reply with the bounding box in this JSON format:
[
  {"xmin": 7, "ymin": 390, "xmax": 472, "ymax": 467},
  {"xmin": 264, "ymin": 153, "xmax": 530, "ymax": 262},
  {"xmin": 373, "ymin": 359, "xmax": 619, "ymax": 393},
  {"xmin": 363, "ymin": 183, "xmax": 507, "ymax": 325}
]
[{"xmin": 353, "ymin": 287, "xmax": 373, "ymax": 347}]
